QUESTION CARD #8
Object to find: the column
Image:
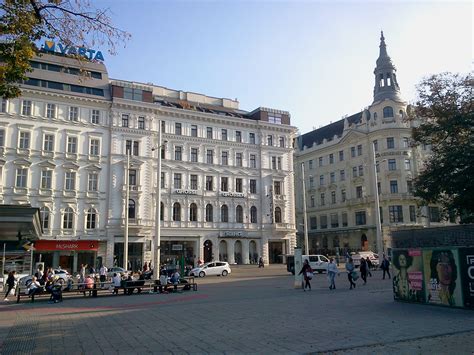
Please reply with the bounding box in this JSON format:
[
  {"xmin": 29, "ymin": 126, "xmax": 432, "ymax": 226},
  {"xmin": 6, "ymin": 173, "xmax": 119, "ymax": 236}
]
[
  {"xmin": 242, "ymin": 240, "xmax": 250, "ymax": 264},
  {"xmin": 228, "ymin": 240, "xmax": 235, "ymax": 264}
]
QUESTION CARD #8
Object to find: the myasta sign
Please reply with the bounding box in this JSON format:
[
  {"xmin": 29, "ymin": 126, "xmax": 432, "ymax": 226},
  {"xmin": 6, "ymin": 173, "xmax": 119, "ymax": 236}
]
[{"xmin": 42, "ymin": 40, "xmax": 105, "ymax": 61}]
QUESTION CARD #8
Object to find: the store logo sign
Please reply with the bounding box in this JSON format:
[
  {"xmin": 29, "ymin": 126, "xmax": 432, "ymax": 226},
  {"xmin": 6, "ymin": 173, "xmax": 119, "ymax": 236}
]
[{"xmin": 43, "ymin": 40, "xmax": 105, "ymax": 61}]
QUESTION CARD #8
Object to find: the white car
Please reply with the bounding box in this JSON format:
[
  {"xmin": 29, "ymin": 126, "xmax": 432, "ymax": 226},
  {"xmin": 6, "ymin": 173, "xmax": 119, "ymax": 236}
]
[
  {"xmin": 352, "ymin": 251, "xmax": 379, "ymax": 268},
  {"xmin": 302, "ymin": 255, "xmax": 330, "ymax": 273},
  {"xmin": 190, "ymin": 261, "xmax": 231, "ymax": 277},
  {"xmin": 19, "ymin": 268, "xmax": 70, "ymax": 288},
  {"xmin": 106, "ymin": 267, "xmax": 129, "ymax": 278}
]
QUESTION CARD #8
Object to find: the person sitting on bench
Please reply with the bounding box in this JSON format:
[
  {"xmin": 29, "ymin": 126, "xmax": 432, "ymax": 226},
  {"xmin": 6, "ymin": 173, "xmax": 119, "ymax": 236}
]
[{"xmin": 28, "ymin": 276, "xmax": 43, "ymax": 297}]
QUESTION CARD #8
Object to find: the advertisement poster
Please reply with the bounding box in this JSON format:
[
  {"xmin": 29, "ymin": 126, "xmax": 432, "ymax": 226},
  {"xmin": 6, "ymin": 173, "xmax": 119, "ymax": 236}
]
[
  {"xmin": 423, "ymin": 249, "xmax": 463, "ymax": 307},
  {"xmin": 392, "ymin": 249, "xmax": 425, "ymax": 303},
  {"xmin": 458, "ymin": 248, "xmax": 474, "ymax": 309}
]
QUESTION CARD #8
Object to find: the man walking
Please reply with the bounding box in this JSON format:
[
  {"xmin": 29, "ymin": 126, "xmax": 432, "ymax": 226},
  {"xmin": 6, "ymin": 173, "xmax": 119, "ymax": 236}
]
[{"xmin": 381, "ymin": 255, "xmax": 391, "ymax": 280}]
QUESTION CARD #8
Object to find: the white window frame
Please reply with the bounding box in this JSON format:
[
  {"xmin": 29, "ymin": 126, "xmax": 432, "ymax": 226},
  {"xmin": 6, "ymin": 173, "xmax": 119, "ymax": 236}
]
[{"xmin": 69, "ymin": 106, "xmax": 79, "ymax": 121}]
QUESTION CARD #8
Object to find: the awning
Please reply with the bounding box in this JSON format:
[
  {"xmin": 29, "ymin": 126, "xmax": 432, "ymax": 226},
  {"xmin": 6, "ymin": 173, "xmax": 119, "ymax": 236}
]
[{"xmin": 0, "ymin": 205, "xmax": 42, "ymax": 242}]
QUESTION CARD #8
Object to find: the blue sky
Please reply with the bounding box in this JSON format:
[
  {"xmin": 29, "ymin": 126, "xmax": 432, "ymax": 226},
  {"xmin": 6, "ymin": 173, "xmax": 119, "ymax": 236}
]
[{"xmin": 99, "ymin": 0, "xmax": 472, "ymax": 134}]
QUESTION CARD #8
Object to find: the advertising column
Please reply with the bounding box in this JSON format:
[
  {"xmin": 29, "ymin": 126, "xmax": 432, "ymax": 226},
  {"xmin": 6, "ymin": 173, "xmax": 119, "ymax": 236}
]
[
  {"xmin": 458, "ymin": 248, "xmax": 474, "ymax": 309},
  {"xmin": 392, "ymin": 249, "xmax": 424, "ymax": 303}
]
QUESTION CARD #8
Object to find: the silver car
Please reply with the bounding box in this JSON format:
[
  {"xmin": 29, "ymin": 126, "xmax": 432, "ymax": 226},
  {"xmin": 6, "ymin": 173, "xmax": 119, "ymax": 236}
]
[{"xmin": 190, "ymin": 261, "xmax": 231, "ymax": 277}]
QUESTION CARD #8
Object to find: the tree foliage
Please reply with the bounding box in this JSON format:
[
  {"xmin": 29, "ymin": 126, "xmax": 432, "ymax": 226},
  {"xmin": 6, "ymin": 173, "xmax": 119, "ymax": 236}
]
[
  {"xmin": 408, "ymin": 72, "xmax": 474, "ymax": 223},
  {"xmin": 0, "ymin": 0, "xmax": 130, "ymax": 98}
]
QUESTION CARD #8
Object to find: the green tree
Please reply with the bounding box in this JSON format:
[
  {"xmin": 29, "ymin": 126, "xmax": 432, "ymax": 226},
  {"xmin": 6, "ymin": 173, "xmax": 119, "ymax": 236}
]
[
  {"xmin": 408, "ymin": 72, "xmax": 474, "ymax": 223},
  {"xmin": 0, "ymin": 0, "xmax": 130, "ymax": 98}
]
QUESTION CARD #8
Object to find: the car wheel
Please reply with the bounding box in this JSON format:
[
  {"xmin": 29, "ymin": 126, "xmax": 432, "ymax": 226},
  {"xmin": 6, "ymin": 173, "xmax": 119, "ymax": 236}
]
[
  {"xmin": 222, "ymin": 270, "xmax": 228, "ymax": 276},
  {"xmin": 199, "ymin": 271, "xmax": 205, "ymax": 278}
]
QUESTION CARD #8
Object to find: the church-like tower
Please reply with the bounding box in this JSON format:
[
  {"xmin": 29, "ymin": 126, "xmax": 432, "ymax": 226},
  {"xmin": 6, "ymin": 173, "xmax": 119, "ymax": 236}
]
[{"xmin": 372, "ymin": 31, "xmax": 403, "ymax": 103}]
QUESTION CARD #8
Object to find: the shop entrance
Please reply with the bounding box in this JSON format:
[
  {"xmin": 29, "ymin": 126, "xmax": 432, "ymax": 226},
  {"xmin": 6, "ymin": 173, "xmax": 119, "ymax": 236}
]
[
  {"xmin": 114, "ymin": 242, "xmax": 143, "ymax": 272},
  {"xmin": 269, "ymin": 241, "xmax": 284, "ymax": 264}
]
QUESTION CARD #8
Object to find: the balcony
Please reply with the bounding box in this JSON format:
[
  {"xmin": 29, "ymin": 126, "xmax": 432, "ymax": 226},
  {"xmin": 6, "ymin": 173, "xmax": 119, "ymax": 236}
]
[
  {"xmin": 63, "ymin": 190, "xmax": 76, "ymax": 198},
  {"xmin": 41, "ymin": 150, "xmax": 54, "ymax": 159},
  {"xmin": 65, "ymin": 153, "xmax": 78, "ymax": 161},
  {"xmin": 16, "ymin": 148, "xmax": 30, "ymax": 157}
]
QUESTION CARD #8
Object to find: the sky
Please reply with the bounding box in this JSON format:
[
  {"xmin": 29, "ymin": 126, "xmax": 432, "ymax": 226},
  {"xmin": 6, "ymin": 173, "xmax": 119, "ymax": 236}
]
[{"xmin": 99, "ymin": 0, "xmax": 472, "ymax": 135}]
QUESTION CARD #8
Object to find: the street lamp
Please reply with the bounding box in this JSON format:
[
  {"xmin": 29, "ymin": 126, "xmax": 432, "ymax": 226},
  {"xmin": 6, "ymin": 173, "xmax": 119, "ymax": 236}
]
[
  {"xmin": 152, "ymin": 120, "xmax": 162, "ymax": 280},
  {"xmin": 372, "ymin": 141, "xmax": 384, "ymax": 258},
  {"xmin": 300, "ymin": 163, "xmax": 309, "ymax": 255},
  {"xmin": 123, "ymin": 151, "xmax": 130, "ymax": 271}
]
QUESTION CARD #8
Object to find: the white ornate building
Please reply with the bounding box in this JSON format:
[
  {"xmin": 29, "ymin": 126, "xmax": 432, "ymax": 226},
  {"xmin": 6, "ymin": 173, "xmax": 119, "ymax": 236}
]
[{"xmin": 294, "ymin": 33, "xmax": 451, "ymax": 256}]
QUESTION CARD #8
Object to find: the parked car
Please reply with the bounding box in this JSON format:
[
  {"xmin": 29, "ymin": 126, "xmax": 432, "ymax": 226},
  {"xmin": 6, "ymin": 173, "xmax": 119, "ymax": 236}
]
[
  {"xmin": 190, "ymin": 261, "xmax": 231, "ymax": 277},
  {"xmin": 106, "ymin": 267, "xmax": 129, "ymax": 278},
  {"xmin": 352, "ymin": 251, "xmax": 379, "ymax": 268},
  {"xmin": 302, "ymin": 255, "xmax": 330, "ymax": 273}
]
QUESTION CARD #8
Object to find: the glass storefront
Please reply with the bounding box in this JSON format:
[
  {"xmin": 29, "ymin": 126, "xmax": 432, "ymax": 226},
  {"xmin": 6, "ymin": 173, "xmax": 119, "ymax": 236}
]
[{"xmin": 161, "ymin": 240, "xmax": 196, "ymax": 269}]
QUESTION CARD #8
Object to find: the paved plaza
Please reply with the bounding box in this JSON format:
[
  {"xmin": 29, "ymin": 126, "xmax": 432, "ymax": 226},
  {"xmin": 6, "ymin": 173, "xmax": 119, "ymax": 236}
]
[{"xmin": 1, "ymin": 265, "xmax": 473, "ymax": 354}]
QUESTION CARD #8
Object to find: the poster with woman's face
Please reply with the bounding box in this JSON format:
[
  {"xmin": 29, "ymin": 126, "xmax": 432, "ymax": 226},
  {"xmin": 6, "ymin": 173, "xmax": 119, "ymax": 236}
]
[
  {"xmin": 423, "ymin": 249, "xmax": 463, "ymax": 307},
  {"xmin": 392, "ymin": 249, "xmax": 424, "ymax": 302}
]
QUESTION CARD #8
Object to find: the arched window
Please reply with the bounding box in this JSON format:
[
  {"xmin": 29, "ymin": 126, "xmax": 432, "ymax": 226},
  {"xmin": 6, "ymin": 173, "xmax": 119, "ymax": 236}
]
[
  {"xmin": 128, "ymin": 199, "xmax": 136, "ymax": 219},
  {"xmin": 63, "ymin": 207, "xmax": 74, "ymax": 229},
  {"xmin": 383, "ymin": 106, "xmax": 394, "ymax": 118},
  {"xmin": 40, "ymin": 206, "xmax": 50, "ymax": 230},
  {"xmin": 205, "ymin": 204, "xmax": 213, "ymax": 222},
  {"xmin": 275, "ymin": 207, "xmax": 282, "ymax": 223},
  {"xmin": 86, "ymin": 208, "xmax": 97, "ymax": 229},
  {"xmin": 250, "ymin": 206, "xmax": 257, "ymax": 223},
  {"xmin": 236, "ymin": 205, "xmax": 243, "ymax": 223},
  {"xmin": 221, "ymin": 204, "xmax": 228, "ymax": 222},
  {"xmin": 160, "ymin": 202, "xmax": 164, "ymax": 221},
  {"xmin": 173, "ymin": 202, "xmax": 181, "ymax": 221},
  {"xmin": 189, "ymin": 203, "xmax": 197, "ymax": 222}
]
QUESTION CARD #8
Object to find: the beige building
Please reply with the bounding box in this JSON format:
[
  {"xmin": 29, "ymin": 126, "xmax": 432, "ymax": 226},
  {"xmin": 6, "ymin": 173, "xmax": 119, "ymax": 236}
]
[{"xmin": 294, "ymin": 33, "xmax": 451, "ymax": 256}]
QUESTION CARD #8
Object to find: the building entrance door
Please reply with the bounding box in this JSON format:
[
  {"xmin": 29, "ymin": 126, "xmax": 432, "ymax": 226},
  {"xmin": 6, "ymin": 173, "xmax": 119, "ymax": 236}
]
[
  {"xmin": 268, "ymin": 241, "xmax": 283, "ymax": 264},
  {"xmin": 204, "ymin": 240, "xmax": 213, "ymax": 262}
]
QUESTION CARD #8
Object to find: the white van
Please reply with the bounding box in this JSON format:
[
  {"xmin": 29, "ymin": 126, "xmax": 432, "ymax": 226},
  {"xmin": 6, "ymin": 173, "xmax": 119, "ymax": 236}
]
[{"xmin": 302, "ymin": 255, "xmax": 330, "ymax": 273}]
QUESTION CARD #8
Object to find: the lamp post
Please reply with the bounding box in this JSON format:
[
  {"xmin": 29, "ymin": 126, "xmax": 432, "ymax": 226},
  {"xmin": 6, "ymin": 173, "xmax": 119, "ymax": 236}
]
[
  {"xmin": 152, "ymin": 120, "xmax": 162, "ymax": 280},
  {"xmin": 301, "ymin": 163, "xmax": 309, "ymax": 255},
  {"xmin": 372, "ymin": 142, "xmax": 384, "ymax": 258},
  {"xmin": 123, "ymin": 152, "xmax": 130, "ymax": 271}
]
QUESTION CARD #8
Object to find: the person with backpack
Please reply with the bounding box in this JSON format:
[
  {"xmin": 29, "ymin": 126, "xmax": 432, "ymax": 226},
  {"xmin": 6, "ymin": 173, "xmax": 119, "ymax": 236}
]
[
  {"xmin": 298, "ymin": 259, "xmax": 313, "ymax": 292},
  {"xmin": 381, "ymin": 255, "xmax": 391, "ymax": 279}
]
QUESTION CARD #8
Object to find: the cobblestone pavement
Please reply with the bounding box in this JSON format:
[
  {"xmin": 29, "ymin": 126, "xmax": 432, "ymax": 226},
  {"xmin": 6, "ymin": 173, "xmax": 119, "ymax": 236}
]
[{"xmin": 0, "ymin": 265, "xmax": 473, "ymax": 354}]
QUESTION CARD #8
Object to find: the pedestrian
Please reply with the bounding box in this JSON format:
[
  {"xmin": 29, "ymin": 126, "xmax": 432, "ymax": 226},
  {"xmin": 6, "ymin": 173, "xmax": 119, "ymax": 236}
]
[
  {"xmin": 143, "ymin": 262, "xmax": 148, "ymax": 272},
  {"xmin": 171, "ymin": 269, "xmax": 180, "ymax": 293},
  {"xmin": 159, "ymin": 270, "xmax": 169, "ymax": 294},
  {"xmin": 298, "ymin": 259, "xmax": 313, "ymax": 291},
  {"xmin": 99, "ymin": 264, "xmax": 108, "ymax": 287},
  {"xmin": 381, "ymin": 255, "xmax": 391, "ymax": 279},
  {"xmin": 35, "ymin": 265, "xmax": 44, "ymax": 280},
  {"xmin": 360, "ymin": 257, "xmax": 368, "ymax": 285},
  {"xmin": 366, "ymin": 257, "xmax": 373, "ymax": 277},
  {"xmin": 3, "ymin": 271, "xmax": 16, "ymax": 301},
  {"xmin": 112, "ymin": 273, "xmax": 122, "ymax": 295},
  {"xmin": 258, "ymin": 256, "xmax": 264, "ymax": 268},
  {"xmin": 346, "ymin": 258, "xmax": 357, "ymax": 289},
  {"xmin": 327, "ymin": 258, "xmax": 339, "ymax": 290}
]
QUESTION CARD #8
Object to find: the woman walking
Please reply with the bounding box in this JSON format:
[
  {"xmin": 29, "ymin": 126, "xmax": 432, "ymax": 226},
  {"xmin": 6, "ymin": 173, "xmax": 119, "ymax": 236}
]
[
  {"xmin": 4, "ymin": 271, "xmax": 16, "ymax": 301},
  {"xmin": 346, "ymin": 258, "xmax": 356, "ymax": 289},
  {"xmin": 298, "ymin": 259, "xmax": 313, "ymax": 292},
  {"xmin": 360, "ymin": 258, "xmax": 368, "ymax": 285},
  {"xmin": 327, "ymin": 258, "xmax": 339, "ymax": 290}
]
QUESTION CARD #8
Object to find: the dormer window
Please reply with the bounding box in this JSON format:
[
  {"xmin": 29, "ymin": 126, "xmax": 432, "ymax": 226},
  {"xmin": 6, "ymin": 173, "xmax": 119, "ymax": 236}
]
[{"xmin": 383, "ymin": 106, "xmax": 394, "ymax": 118}]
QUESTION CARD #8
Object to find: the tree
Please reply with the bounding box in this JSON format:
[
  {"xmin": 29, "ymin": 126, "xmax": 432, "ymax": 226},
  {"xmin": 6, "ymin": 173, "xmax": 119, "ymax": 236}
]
[
  {"xmin": 408, "ymin": 72, "xmax": 474, "ymax": 223},
  {"xmin": 0, "ymin": 0, "xmax": 130, "ymax": 98}
]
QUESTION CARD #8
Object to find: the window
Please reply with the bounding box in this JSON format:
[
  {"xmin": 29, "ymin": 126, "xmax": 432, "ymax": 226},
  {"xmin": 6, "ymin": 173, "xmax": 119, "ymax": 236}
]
[
  {"xmin": 250, "ymin": 154, "xmax": 256, "ymax": 168},
  {"xmin": 320, "ymin": 193, "xmax": 325, "ymax": 206},
  {"xmin": 329, "ymin": 154, "xmax": 334, "ymax": 164},
  {"xmin": 274, "ymin": 181, "xmax": 281, "ymax": 195},
  {"xmin": 221, "ymin": 129, "xmax": 227, "ymax": 141},
  {"xmin": 236, "ymin": 131, "xmax": 242, "ymax": 142},
  {"xmin": 376, "ymin": 161, "xmax": 380, "ymax": 173},
  {"xmin": 383, "ymin": 106, "xmax": 394, "ymax": 118},
  {"xmin": 274, "ymin": 207, "xmax": 282, "ymax": 223},
  {"xmin": 221, "ymin": 205, "xmax": 229, "ymax": 222},
  {"xmin": 310, "ymin": 195, "xmax": 315, "ymax": 207},
  {"xmin": 86, "ymin": 209, "xmax": 97, "ymax": 229},
  {"xmin": 173, "ymin": 203, "xmax": 181, "ymax": 221},
  {"xmin": 355, "ymin": 211, "xmax": 366, "ymax": 225},
  {"xmin": 0, "ymin": 129, "xmax": 4, "ymax": 147},
  {"xmin": 409, "ymin": 206, "xmax": 416, "ymax": 222},
  {"xmin": 389, "ymin": 205, "xmax": 403, "ymax": 223},
  {"xmin": 250, "ymin": 206, "xmax": 257, "ymax": 223},
  {"xmin": 429, "ymin": 207, "xmax": 441, "ymax": 222},
  {"xmin": 161, "ymin": 121, "xmax": 166, "ymax": 134},
  {"xmin": 189, "ymin": 203, "xmax": 198, "ymax": 222},
  {"xmin": 388, "ymin": 159, "xmax": 397, "ymax": 171},
  {"xmin": 19, "ymin": 131, "xmax": 30, "ymax": 149},
  {"xmin": 128, "ymin": 199, "xmax": 136, "ymax": 219},
  {"xmin": 160, "ymin": 172, "xmax": 165, "ymax": 188},
  {"xmin": 236, "ymin": 205, "xmax": 243, "ymax": 223},
  {"xmin": 66, "ymin": 137, "xmax": 77, "ymax": 153},
  {"xmin": 373, "ymin": 140, "xmax": 378, "ymax": 152},
  {"xmin": 138, "ymin": 116, "xmax": 145, "ymax": 130},
  {"xmin": 356, "ymin": 186, "xmax": 363, "ymax": 198},
  {"xmin": 160, "ymin": 202, "xmax": 164, "ymax": 221},
  {"xmin": 174, "ymin": 173, "xmax": 182, "ymax": 189},
  {"xmin": 387, "ymin": 137, "xmax": 395, "ymax": 149},
  {"xmin": 309, "ymin": 176, "xmax": 314, "ymax": 188},
  {"xmin": 331, "ymin": 213, "xmax": 339, "ymax": 228},
  {"xmin": 331, "ymin": 191, "xmax": 336, "ymax": 204},
  {"xmin": 309, "ymin": 160, "xmax": 313, "ymax": 170},
  {"xmin": 125, "ymin": 140, "xmax": 139, "ymax": 156},
  {"xmin": 320, "ymin": 215, "xmax": 328, "ymax": 229},
  {"xmin": 40, "ymin": 207, "xmax": 50, "ymax": 229},
  {"xmin": 190, "ymin": 148, "xmax": 198, "ymax": 162},
  {"xmin": 339, "ymin": 150, "xmax": 344, "ymax": 161},
  {"xmin": 279, "ymin": 136, "xmax": 285, "ymax": 148},
  {"xmin": 351, "ymin": 147, "xmax": 356, "ymax": 157},
  {"xmin": 205, "ymin": 176, "xmax": 213, "ymax": 191},
  {"xmin": 268, "ymin": 114, "xmax": 282, "ymax": 124},
  {"xmin": 0, "ymin": 98, "xmax": 7, "ymax": 113},
  {"xmin": 205, "ymin": 204, "xmax": 213, "ymax": 222},
  {"xmin": 122, "ymin": 114, "xmax": 129, "ymax": 127},
  {"xmin": 341, "ymin": 189, "xmax": 346, "ymax": 202},
  {"xmin": 352, "ymin": 167, "xmax": 357, "ymax": 178},
  {"xmin": 249, "ymin": 133, "xmax": 255, "ymax": 144},
  {"xmin": 358, "ymin": 165, "xmax": 364, "ymax": 176},
  {"xmin": 310, "ymin": 217, "xmax": 317, "ymax": 230},
  {"xmin": 91, "ymin": 109, "xmax": 100, "ymax": 124},
  {"xmin": 128, "ymin": 169, "xmax": 137, "ymax": 186},
  {"xmin": 63, "ymin": 207, "xmax": 74, "ymax": 229},
  {"xmin": 41, "ymin": 170, "xmax": 52, "ymax": 189},
  {"xmin": 330, "ymin": 172, "xmax": 335, "ymax": 183},
  {"xmin": 267, "ymin": 135, "xmax": 273, "ymax": 146},
  {"xmin": 403, "ymin": 137, "xmax": 410, "ymax": 148},
  {"xmin": 90, "ymin": 139, "xmax": 100, "ymax": 156},
  {"xmin": 88, "ymin": 172, "xmax": 98, "ymax": 191},
  {"xmin": 206, "ymin": 149, "xmax": 214, "ymax": 164},
  {"xmin": 342, "ymin": 212, "xmax": 348, "ymax": 227},
  {"xmin": 357, "ymin": 145, "xmax": 362, "ymax": 156},
  {"xmin": 319, "ymin": 175, "xmax": 325, "ymax": 186},
  {"xmin": 190, "ymin": 175, "xmax": 198, "ymax": 190},
  {"xmin": 221, "ymin": 177, "xmax": 228, "ymax": 191},
  {"xmin": 43, "ymin": 134, "xmax": 54, "ymax": 151},
  {"xmin": 407, "ymin": 180, "xmax": 413, "ymax": 194},
  {"xmin": 22, "ymin": 100, "xmax": 32, "ymax": 116},
  {"xmin": 65, "ymin": 171, "xmax": 76, "ymax": 190},
  {"xmin": 174, "ymin": 146, "xmax": 182, "ymax": 161},
  {"xmin": 404, "ymin": 159, "xmax": 411, "ymax": 171},
  {"xmin": 235, "ymin": 178, "xmax": 243, "ymax": 192},
  {"xmin": 340, "ymin": 170, "xmax": 345, "ymax": 181},
  {"xmin": 249, "ymin": 179, "xmax": 257, "ymax": 194},
  {"xmin": 16, "ymin": 168, "xmax": 28, "ymax": 187},
  {"xmin": 318, "ymin": 157, "xmax": 323, "ymax": 167},
  {"xmin": 191, "ymin": 125, "xmax": 198, "ymax": 137},
  {"xmin": 206, "ymin": 127, "xmax": 213, "ymax": 139},
  {"xmin": 221, "ymin": 151, "xmax": 228, "ymax": 165},
  {"xmin": 123, "ymin": 87, "xmax": 143, "ymax": 101},
  {"xmin": 175, "ymin": 123, "xmax": 182, "ymax": 135},
  {"xmin": 390, "ymin": 180, "xmax": 398, "ymax": 193},
  {"xmin": 377, "ymin": 182, "xmax": 381, "ymax": 194},
  {"xmin": 68, "ymin": 106, "xmax": 78, "ymax": 121},
  {"xmin": 235, "ymin": 153, "xmax": 242, "ymax": 167}
]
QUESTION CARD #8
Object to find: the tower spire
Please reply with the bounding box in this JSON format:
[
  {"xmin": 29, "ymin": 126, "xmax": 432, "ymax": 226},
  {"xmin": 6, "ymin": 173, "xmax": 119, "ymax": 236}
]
[{"xmin": 372, "ymin": 31, "xmax": 403, "ymax": 103}]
